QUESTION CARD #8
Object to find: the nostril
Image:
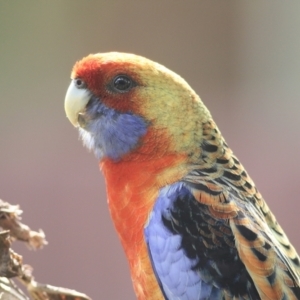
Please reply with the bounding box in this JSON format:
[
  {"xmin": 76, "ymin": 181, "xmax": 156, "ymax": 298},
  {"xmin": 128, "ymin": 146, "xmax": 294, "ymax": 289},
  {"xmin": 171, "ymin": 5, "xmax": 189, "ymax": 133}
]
[{"xmin": 78, "ymin": 113, "xmax": 87, "ymax": 127}]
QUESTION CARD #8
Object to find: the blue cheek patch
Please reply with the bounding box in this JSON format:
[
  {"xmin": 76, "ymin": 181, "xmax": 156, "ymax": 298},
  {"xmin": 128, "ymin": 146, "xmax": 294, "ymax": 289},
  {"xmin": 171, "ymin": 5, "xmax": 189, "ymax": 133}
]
[{"xmin": 79, "ymin": 97, "xmax": 148, "ymax": 161}]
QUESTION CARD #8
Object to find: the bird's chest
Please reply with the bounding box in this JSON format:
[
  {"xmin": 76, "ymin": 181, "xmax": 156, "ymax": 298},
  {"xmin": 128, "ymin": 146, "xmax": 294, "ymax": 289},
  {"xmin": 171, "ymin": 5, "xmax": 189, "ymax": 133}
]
[
  {"xmin": 100, "ymin": 154, "xmax": 188, "ymax": 259},
  {"xmin": 100, "ymin": 160, "xmax": 169, "ymax": 299},
  {"xmin": 99, "ymin": 155, "xmax": 189, "ymax": 299}
]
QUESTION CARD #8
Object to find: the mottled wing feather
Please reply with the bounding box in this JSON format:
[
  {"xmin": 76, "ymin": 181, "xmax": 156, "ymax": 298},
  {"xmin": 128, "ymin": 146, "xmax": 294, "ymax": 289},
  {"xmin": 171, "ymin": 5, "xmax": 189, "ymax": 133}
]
[
  {"xmin": 184, "ymin": 119, "xmax": 300, "ymax": 299},
  {"xmin": 145, "ymin": 184, "xmax": 222, "ymax": 300},
  {"xmin": 145, "ymin": 183, "xmax": 260, "ymax": 299}
]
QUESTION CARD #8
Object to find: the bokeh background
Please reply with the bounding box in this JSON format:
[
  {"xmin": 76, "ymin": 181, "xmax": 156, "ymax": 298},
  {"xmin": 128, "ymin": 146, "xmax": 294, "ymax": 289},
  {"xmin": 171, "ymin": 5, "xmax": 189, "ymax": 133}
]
[{"xmin": 1, "ymin": 2, "xmax": 300, "ymax": 299}]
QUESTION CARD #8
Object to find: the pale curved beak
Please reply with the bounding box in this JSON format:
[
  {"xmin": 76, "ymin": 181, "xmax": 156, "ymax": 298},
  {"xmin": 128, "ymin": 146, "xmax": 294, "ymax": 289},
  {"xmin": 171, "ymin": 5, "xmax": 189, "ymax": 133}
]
[{"xmin": 64, "ymin": 80, "xmax": 90, "ymax": 127}]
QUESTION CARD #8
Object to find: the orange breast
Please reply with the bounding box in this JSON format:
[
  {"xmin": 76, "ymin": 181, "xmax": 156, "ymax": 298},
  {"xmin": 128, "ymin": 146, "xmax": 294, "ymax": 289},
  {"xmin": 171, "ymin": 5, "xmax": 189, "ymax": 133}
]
[{"xmin": 100, "ymin": 137, "xmax": 188, "ymax": 299}]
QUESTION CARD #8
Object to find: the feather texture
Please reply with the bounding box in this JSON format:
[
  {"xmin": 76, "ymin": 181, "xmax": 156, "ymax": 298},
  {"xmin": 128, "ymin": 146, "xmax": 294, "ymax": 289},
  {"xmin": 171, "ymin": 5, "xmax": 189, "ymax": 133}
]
[{"xmin": 65, "ymin": 52, "xmax": 300, "ymax": 300}]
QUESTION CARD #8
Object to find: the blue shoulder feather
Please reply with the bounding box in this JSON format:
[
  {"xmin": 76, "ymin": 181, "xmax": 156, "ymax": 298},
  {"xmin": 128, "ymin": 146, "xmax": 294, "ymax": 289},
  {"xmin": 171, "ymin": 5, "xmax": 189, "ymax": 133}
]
[{"xmin": 144, "ymin": 183, "xmax": 221, "ymax": 300}]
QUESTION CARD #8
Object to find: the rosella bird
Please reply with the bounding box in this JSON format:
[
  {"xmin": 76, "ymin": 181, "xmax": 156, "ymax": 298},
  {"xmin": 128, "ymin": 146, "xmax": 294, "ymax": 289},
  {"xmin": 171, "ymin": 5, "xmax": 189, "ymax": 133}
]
[{"xmin": 64, "ymin": 52, "xmax": 300, "ymax": 299}]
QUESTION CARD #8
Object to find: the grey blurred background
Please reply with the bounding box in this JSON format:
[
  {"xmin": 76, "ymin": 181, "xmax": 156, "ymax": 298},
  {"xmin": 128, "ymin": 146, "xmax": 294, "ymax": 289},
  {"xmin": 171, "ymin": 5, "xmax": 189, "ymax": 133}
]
[{"xmin": 0, "ymin": 1, "xmax": 300, "ymax": 299}]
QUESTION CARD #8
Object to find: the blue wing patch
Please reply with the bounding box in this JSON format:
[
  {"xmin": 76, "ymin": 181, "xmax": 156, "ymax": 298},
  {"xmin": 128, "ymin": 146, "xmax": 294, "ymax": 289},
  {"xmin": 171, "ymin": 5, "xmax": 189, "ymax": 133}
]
[
  {"xmin": 144, "ymin": 183, "xmax": 220, "ymax": 300},
  {"xmin": 144, "ymin": 182, "xmax": 261, "ymax": 299}
]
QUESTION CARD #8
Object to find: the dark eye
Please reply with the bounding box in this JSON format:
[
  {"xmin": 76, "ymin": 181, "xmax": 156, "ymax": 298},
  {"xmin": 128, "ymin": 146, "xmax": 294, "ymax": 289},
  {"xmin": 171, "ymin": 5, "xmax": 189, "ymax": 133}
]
[
  {"xmin": 74, "ymin": 78, "xmax": 86, "ymax": 89},
  {"xmin": 113, "ymin": 75, "xmax": 133, "ymax": 92}
]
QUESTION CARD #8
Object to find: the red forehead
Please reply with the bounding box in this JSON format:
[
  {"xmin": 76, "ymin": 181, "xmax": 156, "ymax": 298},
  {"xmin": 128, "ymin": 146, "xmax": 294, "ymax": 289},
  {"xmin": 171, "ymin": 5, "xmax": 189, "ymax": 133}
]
[{"xmin": 71, "ymin": 55, "xmax": 142, "ymax": 112}]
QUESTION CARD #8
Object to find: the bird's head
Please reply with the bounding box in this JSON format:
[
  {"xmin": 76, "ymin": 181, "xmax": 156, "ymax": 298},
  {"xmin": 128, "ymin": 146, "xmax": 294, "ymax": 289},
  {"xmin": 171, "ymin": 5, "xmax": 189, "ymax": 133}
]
[{"xmin": 65, "ymin": 52, "xmax": 211, "ymax": 161}]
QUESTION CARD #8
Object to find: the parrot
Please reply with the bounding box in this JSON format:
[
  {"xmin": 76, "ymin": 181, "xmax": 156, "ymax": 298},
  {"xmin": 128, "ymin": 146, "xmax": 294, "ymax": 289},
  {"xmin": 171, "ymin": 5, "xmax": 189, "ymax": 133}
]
[{"xmin": 64, "ymin": 52, "xmax": 300, "ymax": 300}]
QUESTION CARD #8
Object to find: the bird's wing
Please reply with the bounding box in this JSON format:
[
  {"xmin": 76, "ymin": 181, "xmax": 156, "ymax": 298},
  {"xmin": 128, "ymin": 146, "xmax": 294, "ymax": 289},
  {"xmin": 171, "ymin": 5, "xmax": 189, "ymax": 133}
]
[
  {"xmin": 180, "ymin": 120, "xmax": 300, "ymax": 299},
  {"xmin": 144, "ymin": 182, "xmax": 225, "ymax": 300},
  {"xmin": 189, "ymin": 177, "xmax": 300, "ymax": 300},
  {"xmin": 145, "ymin": 140, "xmax": 300, "ymax": 299},
  {"xmin": 187, "ymin": 119, "xmax": 300, "ymax": 298},
  {"xmin": 145, "ymin": 180, "xmax": 300, "ymax": 299}
]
